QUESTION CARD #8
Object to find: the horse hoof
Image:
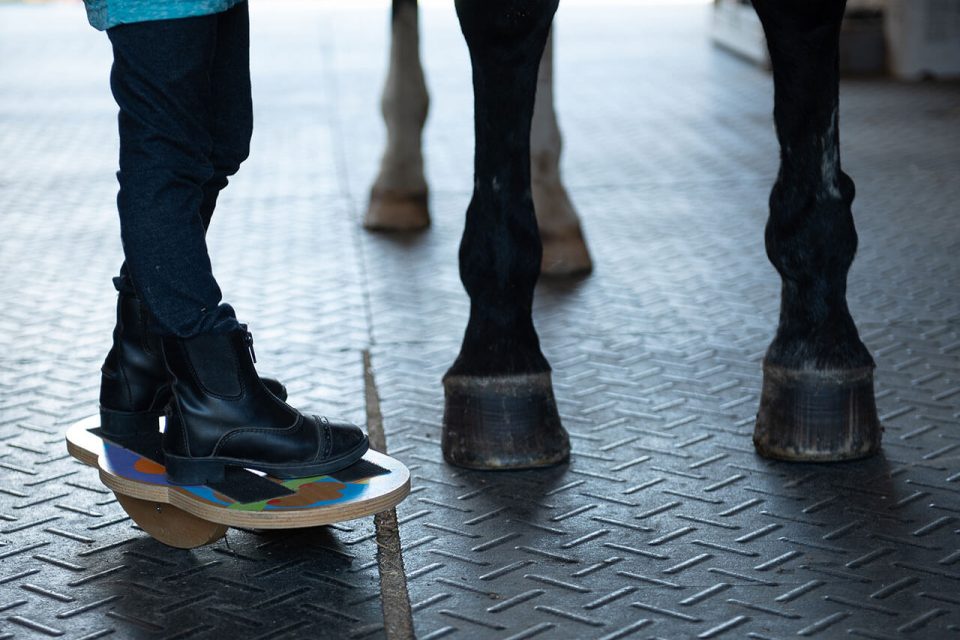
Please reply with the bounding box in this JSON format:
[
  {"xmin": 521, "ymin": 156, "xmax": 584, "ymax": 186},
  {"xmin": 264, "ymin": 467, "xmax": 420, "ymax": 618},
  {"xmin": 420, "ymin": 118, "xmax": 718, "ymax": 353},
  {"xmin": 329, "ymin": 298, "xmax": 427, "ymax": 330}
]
[
  {"xmin": 754, "ymin": 363, "xmax": 882, "ymax": 462},
  {"xmin": 442, "ymin": 372, "xmax": 570, "ymax": 470},
  {"xmin": 364, "ymin": 188, "xmax": 430, "ymax": 231},
  {"xmin": 540, "ymin": 227, "xmax": 593, "ymax": 277}
]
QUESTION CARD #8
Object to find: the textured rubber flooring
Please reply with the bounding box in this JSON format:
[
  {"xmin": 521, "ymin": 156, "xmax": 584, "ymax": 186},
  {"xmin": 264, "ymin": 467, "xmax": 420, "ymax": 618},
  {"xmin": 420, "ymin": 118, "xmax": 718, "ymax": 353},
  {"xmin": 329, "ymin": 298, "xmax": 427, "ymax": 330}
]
[{"xmin": 1, "ymin": 2, "xmax": 958, "ymax": 639}]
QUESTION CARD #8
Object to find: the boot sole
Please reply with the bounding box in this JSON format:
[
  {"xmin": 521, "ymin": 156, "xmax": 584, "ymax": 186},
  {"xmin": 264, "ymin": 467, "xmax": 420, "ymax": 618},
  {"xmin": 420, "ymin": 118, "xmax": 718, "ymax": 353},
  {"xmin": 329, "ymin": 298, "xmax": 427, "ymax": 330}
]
[{"xmin": 164, "ymin": 436, "xmax": 370, "ymax": 486}]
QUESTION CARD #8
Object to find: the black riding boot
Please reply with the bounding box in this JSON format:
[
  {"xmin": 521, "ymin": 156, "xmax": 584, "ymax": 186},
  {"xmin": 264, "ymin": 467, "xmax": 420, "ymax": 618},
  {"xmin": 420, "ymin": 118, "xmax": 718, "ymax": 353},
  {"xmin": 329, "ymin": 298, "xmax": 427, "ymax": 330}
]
[
  {"xmin": 160, "ymin": 327, "xmax": 368, "ymax": 485},
  {"xmin": 99, "ymin": 291, "xmax": 287, "ymax": 439}
]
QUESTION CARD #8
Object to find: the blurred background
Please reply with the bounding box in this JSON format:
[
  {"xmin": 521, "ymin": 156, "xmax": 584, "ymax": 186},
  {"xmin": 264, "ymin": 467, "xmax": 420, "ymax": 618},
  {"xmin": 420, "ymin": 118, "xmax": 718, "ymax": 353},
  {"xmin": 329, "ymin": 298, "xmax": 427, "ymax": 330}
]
[{"xmin": 715, "ymin": 0, "xmax": 960, "ymax": 80}]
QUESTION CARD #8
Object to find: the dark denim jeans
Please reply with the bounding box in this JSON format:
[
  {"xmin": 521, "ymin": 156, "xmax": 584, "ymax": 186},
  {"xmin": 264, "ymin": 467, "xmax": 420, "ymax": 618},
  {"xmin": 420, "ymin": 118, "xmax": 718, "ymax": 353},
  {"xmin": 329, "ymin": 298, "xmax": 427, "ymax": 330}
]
[{"xmin": 107, "ymin": 2, "xmax": 251, "ymax": 336}]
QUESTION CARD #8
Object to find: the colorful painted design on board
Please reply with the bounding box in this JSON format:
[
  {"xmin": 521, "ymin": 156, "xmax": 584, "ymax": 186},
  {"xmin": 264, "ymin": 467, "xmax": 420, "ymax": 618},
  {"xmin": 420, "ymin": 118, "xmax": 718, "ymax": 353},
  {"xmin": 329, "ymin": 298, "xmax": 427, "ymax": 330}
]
[
  {"xmin": 102, "ymin": 441, "xmax": 168, "ymax": 485},
  {"xmin": 99, "ymin": 439, "xmax": 371, "ymax": 511}
]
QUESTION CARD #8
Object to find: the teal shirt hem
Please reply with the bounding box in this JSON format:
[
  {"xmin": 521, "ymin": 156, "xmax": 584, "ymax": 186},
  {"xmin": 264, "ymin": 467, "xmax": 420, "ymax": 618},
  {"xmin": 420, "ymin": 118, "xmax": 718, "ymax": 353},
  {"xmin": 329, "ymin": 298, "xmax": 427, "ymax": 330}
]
[{"xmin": 83, "ymin": 0, "xmax": 246, "ymax": 31}]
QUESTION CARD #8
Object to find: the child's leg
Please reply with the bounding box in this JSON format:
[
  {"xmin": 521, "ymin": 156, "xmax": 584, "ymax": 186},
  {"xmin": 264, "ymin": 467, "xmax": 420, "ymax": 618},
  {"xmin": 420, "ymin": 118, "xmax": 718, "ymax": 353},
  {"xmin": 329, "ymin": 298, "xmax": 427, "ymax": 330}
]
[
  {"xmin": 100, "ymin": 4, "xmax": 369, "ymax": 477},
  {"xmin": 111, "ymin": 4, "xmax": 252, "ymax": 309},
  {"xmin": 108, "ymin": 12, "xmax": 238, "ymax": 337},
  {"xmin": 99, "ymin": 5, "xmax": 287, "ymax": 439}
]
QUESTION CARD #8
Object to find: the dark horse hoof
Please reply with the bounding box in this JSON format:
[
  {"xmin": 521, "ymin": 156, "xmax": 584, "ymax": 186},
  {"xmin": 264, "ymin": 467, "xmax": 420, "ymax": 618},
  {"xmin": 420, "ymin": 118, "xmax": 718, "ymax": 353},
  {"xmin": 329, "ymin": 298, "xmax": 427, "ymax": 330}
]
[
  {"xmin": 442, "ymin": 372, "xmax": 570, "ymax": 470},
  {"xmin": 754, "ymin": 364, "xmax": 882, "ymax": 462}
]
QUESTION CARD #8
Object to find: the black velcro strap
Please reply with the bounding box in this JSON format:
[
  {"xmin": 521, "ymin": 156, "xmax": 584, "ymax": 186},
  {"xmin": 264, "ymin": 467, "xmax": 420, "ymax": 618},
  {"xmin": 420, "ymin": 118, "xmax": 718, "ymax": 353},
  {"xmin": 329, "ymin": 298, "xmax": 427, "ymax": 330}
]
[
  {"xmin": 93, "ymin": 427, "xmax": 164, "ymax": 464},
  {"xmin": 329, "ymin": 459, "xmax": 390, "ymax": 482},
  {"xmin": 207, "ymin": 467, "xmax": 295, "ymax": 502}
]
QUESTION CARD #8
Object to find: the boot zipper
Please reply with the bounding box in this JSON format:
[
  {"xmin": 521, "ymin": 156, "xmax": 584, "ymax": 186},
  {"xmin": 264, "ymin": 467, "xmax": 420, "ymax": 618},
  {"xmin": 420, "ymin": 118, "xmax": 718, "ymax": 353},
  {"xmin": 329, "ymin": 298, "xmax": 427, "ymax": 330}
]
[{"xmin": 241, "ymin": 326, "xmax": 257, "ymax": 363}]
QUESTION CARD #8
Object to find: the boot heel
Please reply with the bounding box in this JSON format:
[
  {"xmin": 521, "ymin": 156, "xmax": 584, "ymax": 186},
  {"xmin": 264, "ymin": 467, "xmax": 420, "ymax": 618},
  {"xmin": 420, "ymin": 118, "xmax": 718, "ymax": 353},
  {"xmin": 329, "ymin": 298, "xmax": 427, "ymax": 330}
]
[
  {"xmin": 100, "ymin": 408, "xmax": 161, "ymax": 439},
  {"xmin": 164, "ymin": 455, "xmax": 227, "ymax": 486}
]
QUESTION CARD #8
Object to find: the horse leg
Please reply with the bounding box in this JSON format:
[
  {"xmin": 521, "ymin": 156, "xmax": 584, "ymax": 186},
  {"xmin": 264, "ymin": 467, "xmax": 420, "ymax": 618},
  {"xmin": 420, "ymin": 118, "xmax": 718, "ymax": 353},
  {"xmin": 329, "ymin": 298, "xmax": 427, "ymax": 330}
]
[
  {"xmin": 443, "ymin": 0, "xmax": 570, "ymax": 470},
  {"xmin": 752, "ymin": 0, "xmax": 881, "ymax": 461},
  {"xmin": 531, "ymin": 29, "xmax": 592, "ymax": 277},
  {"xmin": 364, "ymin": 0, "xmax": 430, "ymax": 231}
]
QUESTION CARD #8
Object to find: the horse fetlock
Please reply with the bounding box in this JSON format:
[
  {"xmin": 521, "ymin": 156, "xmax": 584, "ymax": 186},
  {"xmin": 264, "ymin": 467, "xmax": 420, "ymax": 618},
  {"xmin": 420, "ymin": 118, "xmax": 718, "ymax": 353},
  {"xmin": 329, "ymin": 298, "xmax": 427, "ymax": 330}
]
[
  {"xmin": 531, "ymin": 173, "xmax": 591, "ymax": 276},
  {"xmin": 765, "ymin": 204, "xmax": 858, "ymax": 281}
]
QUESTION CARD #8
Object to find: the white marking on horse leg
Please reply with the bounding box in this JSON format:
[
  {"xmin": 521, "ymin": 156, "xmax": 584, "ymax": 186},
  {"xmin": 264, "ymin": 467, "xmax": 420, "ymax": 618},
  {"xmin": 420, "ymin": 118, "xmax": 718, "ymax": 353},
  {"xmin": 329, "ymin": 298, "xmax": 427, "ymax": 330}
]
[
  {"xmin": 530, "ymin": 29, "xmax": 592, "ymax": 275},
  {"xmin": 365, "ymin": 0, "xmax": 430, "ymax": 230},
  {"xmin": 820, "ymin": 106, "xmax": 841, "ymax": 199}
]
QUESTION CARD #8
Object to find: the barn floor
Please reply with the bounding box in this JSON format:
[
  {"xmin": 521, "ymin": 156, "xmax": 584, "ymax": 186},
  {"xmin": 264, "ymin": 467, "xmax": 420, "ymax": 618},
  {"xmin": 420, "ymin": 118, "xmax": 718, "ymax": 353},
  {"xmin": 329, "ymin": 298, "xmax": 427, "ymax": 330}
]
[{"xmin": 2, "ymin": 2, "xmax": 959, "ymax": 639}]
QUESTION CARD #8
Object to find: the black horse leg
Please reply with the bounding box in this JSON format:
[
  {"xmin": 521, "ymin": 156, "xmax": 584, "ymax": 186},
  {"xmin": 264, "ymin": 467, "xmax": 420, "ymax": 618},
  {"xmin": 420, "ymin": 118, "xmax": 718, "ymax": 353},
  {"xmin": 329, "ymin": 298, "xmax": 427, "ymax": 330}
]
[
  {"xmin": 751, "ymin": 0, "xmax": 881, "ymax": 461},
  {"xmin": 443, "ymin": 0, "xmax": 569, "ymax": 470}
]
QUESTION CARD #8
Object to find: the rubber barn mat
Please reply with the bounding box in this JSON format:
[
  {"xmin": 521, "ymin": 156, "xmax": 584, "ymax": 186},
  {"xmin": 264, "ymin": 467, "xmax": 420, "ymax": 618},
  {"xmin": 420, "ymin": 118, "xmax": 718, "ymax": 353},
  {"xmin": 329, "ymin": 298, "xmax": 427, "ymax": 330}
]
[{"xmin": 1, "ymin": 2, "xmax": 958, "ymax": 639}]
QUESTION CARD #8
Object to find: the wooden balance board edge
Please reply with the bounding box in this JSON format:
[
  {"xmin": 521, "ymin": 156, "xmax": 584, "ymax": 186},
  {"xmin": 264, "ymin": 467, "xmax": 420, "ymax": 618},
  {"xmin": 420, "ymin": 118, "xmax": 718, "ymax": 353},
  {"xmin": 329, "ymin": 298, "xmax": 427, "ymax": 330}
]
[{"xmin": 66, "ymin": 416, "xmax": 411, "ymax": 529}]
